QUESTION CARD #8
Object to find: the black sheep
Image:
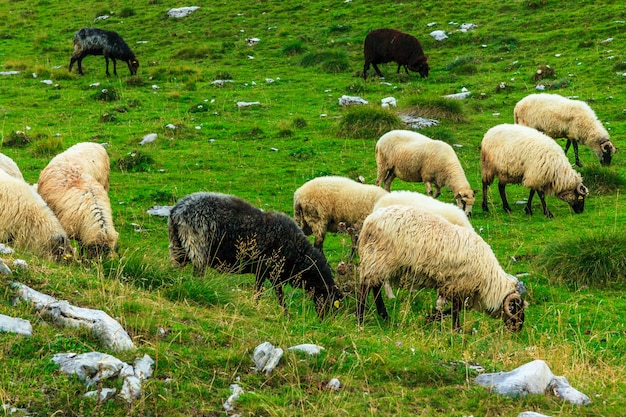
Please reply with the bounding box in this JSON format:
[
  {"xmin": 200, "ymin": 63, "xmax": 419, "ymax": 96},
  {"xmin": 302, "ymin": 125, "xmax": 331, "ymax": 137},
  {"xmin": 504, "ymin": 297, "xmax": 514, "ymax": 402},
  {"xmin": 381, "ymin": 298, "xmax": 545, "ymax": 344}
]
[
  {"xmin": 168, "ymin": 192, "xmax": 343, "ymax": 318},
  {"xmin": 69, "ymin": 28, "xmax": 139, "ymax": 76},
  {"xmin": 362, "ymin": 28, "xmax": 429, "ymax": 80}
]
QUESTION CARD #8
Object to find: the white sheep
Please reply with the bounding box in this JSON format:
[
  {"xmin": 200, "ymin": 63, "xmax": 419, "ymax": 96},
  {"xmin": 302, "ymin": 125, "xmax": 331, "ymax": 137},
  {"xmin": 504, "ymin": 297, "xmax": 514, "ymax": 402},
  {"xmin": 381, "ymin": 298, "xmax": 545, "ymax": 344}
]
[
  {"xmin": 375, "ymin": 129, "xmax": 475, "ymax": 215},
  {"xmin": 45, "ymin": 142, "xmax": 110, "ymax": 191},
  {"xmin": 356, "ymin": 205, "xmax": 526, "ymax": 331},
  {"xmin": 514, "ymin": 93, "xmax": 616, "ymax": 167},
  {"xmin": 481, "ymin": 124, "xmax": 588, "ymax": 218},
  {"xmin": 0, "ymin": 152, "xmax": 24, "ymax": 180},
  {"xmin": 373, "ymin": 190, "xmax": 474, "ymax": 301},
  {"xmin": 293, "ymin": 176, "xmax": 388, "ymax": 252},
  {"xmin": 37, "ymin": 163, "xmax": 118, "ymax": 258},
  {"xmin": 374, "ymin": 190, "xmax": 473, "ymax": 230},
  {"xmin": 0, "ymin": 169, "xmax": 73, "ymax": 261}
]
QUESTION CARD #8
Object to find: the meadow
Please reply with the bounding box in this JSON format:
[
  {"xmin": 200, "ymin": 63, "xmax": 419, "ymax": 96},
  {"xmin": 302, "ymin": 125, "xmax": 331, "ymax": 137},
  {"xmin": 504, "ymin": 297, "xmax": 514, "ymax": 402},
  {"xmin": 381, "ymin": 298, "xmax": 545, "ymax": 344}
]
[{"xmin": 1, "ymin": 0, "xmax": 626, "ymax": 415}]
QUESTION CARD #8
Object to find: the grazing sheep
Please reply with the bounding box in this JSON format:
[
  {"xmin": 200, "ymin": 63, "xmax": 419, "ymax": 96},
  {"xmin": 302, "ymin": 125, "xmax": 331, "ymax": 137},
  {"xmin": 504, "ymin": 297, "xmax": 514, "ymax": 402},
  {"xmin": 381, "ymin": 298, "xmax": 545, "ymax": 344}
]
[
  {"xmin": 374, "ymin": 190, "xmax": 474, "ymax": 301},
  {"xmin": 0, "ymin": 152, "xmax": 24, "ymax": 180},
  {"xmin": 44, "ymin": 142, "xmax": 110, "ymax": 191},
  {"xmin": 356, "ymin": 205, "xmax": 526, "ymax": 332},
  {"xmin": 293, "ymin": 176, "xmax": 388, "ymax": 252},
  {"xmin": 37, "ymin": 163, "xmax": 118, "ymax": 258},
  {"xmin": 69, "ymin": 28, "xmax": 139, "ymax": 76},
  {"xmin": 375, "ymin": 130, "xmax": 475, "ymax": 215},
  {"xmin": 374, "ymin": 190, "xmax": 473, "ymax": 230},
  {"xmin": 0, "ymin": 169, "xmax": 73, "ymax": 261},
  {"xmin": 168, "ymin": 192, "xmax": 343, "ymax": 318},
  {"xmin": 514, "ymin": 93, "xmax": 616, "ymax": 167},
  {"xmin": 481, "ymin": 124, "xmax": 588, "ymax": 218},
  {"xmin": 363, "ymin": 28, "xmax": 429, "ymax": 80}
]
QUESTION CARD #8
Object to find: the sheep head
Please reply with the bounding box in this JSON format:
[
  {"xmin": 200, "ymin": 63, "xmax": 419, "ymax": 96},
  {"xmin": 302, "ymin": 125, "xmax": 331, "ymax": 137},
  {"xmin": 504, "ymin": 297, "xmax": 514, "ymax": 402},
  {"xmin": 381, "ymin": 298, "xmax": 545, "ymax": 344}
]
[
  {"xmin": 313, "ymin": 284, "xmax": 344, "ymax": 319},
  {"xmin": 454, "ymin": 189, "xmax": 476, "ymax": 216},
  {"xmin": 597, "ymin": 140, "xmax": 616, "ymax": 166},
  {"xmin": 502, "ymin": 292, "xmax": 525, "ymax": 332},
  {"xmin": 558, "ymin": 183, "xmax": 588, "ymax": 214},
  {"xmin": 408, "ymin": 56, "xmax": 430, "ymax": 78},
  {"xmin": 128, "ymin": 59, "xmax": 140, "ymax": 75}
]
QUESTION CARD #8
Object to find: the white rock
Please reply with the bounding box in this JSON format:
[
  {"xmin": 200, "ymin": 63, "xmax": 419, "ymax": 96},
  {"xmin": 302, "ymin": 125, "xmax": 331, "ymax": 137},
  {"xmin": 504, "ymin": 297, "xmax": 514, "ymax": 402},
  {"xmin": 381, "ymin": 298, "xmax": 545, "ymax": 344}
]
[
  {"xmin": 237, "ymin": 101, "xmax": 261, "ymax": 107},
  {"xmin": 41, "ymin": 79, "xmax": 53, "ymax": 85},
  {"xmin": 13, "ymin": 260, "xmax": 28, "ymax": 270},
  {"xmin": 288, "ymin": 344, "xmax": 325, "ymax": 355},
  {"xmin": 212, "ymin": 79, "xmax": 233, "ymax": 86},
  {"xmin": 0, "ymin": 244, "xmax": 13, "ymax": 254},
  {"xmin": 52, "ymin": 352, "xmax": 126, "ymax": 386},
  {"xmin": 133, "ymin": 355, "xmax": 155, "ymax": 380},
  {"xmin": 253, "ymin": 341, "xmax": 283, "ymax": 375},
  {"xmin": 147, "ymin": 205, "xmax": 172, "ymax": 217},
  {"xmin": 140, "ymin": 133, "xmax": 157, "ymax": 145},
  {"xmin": 165, "ymin": 123, "xmax": 176, "ymax": 129},
  {"xmin": 444, "ymin": 91, "xmax": 471, "ymax": 100},
  {"xmin": 338, "ymin": 95, "xmax": 368, "ymax": 106},
  {"xmin": 167, "ymin": 6, "xmax": 199, "ymax": 18},
  {"xmin": 84, "ymin": 388, "xmax": 117, "ymax": 402},
  {"xmin": 0, "ymin": 258, "xmax": 11, "ymax": 275},
  {"xmin": 460, "ymin": 23, "xmax": 478, "ymax": 31},
  {"xmin": 94, "ymin": 15, "xmax": 109, "ymax": 21},
  {"xmin": 474, "ymin": 360, "xmax": 591, "ymax": 405},
  {"xmin": 13, "ymin": 283, "xmax": 135, "ymax": 351},
  {"xmin": 430, "ymin": 30, "xmax": 448, "ymax": 41},
  {"xmin": 327, "ymin": 378, "xmax": 342, "ymax": 390},
  {"xmin": 0, "ymin": 314, "xmax": 32, "ymax": 336},
  {"xmin": 381, "ymin": 97, "xmax": 397, "ymax": 107},
  {"xmin": 223, "ymin": 383, "xmax": 244, "ymax": 411},
  {"xmin": 399, "ymin": 115, "xmax": 439, "ymax": 129},
  {"xmin": 246, "ymin": 37, "xmax": 260, "ymax": 46},
  {"xmin": 0, "ymin": 71, "xmax": 20, "ymax": 76},
  {"xmin": 518, "ymin": 412, "xmax": 551, "ymax": 417}
]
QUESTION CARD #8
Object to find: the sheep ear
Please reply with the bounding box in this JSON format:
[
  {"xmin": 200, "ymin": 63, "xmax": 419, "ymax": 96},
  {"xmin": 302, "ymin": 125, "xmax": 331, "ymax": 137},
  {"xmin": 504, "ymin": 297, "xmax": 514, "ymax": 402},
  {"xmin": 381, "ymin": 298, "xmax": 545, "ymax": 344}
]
[{"xmin": 454, "ymin": 193, "xmax": 462, "ymax": 200}]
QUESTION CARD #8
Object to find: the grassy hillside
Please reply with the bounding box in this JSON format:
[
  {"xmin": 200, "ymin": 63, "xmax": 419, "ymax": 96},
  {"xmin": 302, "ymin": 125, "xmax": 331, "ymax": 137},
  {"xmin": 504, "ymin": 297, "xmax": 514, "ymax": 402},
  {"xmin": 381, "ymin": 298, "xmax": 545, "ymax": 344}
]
[{"xmin": 1, "ymin": 0, "xmax": 625, "ymax": 415}]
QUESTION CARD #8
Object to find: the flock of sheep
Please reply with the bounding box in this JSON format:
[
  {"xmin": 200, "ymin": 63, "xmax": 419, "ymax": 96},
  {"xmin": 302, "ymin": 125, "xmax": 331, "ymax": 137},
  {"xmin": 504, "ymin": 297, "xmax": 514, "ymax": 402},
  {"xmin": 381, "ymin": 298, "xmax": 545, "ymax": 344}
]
[
  {"xmin": 165, "ymin": 90, "xmax": 614, "ymax": 332},
  {"xmin": 0, "ymin": 25, "xmax": 617, "ymax": 334}
]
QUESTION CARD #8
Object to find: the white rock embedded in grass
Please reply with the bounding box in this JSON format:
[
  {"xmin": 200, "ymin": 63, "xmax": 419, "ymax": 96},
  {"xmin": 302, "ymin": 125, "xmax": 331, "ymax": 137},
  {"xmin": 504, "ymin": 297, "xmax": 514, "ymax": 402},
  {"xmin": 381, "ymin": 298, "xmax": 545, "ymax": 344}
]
[
  {"xmin": 338, "ymin": 95, "xmax": 368, "ymax": 106},
  {"xmin": 85, "ymin": 388, "xmax": 117, "ymax": 402},
  {"xmin": 288, "ymin": 344, "xmax": 325, "ymax": 355},
  {"xmin": 0, "ymin": 259, "xmax": 11, "ymax": 276},
  {"xmin": 223, "ymin": 383, "xmax": 244, "ymax": 411},
  {"xmin": 167, "ymin": 6, "xmax": 199, "ymax": 18},
  {"xmin": 474, "ymin": 360, "xmax": 591, "ymax": 405},
  {"xmin": 12, "ymin": 259, "xmax": 28, "ymax": 270},
  {"xmin": 326, "ymin": 378, "xmax": 342, "ymax": 390},
  {"xmin": 0, "ymin": 314, "xmax": 32, "ymax": 336},
  {"xmin": 53, "ymin": 352, "xmax": 126, "ymax": 386},
  {"xmin": 237, "ymin": 101, "xmax": 261, "ymax": 107},
  {"xmin": 430, "ymin": 30, "xmax": 448, "ymax": 41},
  {"xmin": 253, "ymin": 341, "xmax": 283, "ymax": 375},
  {"xmin": 140, "ymin": 133, "xmax": 157, "ymax": 145},
  {"xmin": 0, "ymin": 244, "xmax": 13, "ymax": 255},
  {"xmin": 12, "ymin": 282, "xmax": 136, "ymax": 351}
]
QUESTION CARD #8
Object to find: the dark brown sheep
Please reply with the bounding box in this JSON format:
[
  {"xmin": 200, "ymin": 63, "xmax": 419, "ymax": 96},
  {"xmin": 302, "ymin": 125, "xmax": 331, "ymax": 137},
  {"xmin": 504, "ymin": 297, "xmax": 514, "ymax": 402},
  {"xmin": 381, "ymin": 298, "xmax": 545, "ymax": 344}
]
[{"xmin": 362, "ymin": 28, "xmax": 429, "ymax": 80}]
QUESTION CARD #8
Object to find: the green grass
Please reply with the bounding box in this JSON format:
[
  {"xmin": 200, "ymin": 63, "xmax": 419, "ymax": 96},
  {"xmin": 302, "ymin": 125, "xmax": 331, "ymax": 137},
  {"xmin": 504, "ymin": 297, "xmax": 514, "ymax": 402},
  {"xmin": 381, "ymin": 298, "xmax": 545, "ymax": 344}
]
[{"xmin": 1, "ymin": 0, "xmax": 626, "ymax": 416}]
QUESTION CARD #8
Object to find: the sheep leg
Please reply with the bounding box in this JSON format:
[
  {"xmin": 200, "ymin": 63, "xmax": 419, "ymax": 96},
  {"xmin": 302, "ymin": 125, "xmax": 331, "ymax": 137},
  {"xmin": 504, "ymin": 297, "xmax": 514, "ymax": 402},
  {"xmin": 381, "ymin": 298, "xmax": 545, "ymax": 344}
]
[
  {"xmin": 524, "ymin": 189, "xmax": 535, "ymax": 216},
  {"xmin": 498, "ymin": 183, "xmax": 512, "ymax": 213},
  {"xmin": 382, "ymin": 171, "xmax": 395, "ymax": 192},
  {"xmin": 111, "ymin": 57, "xmax": 118, "ymax": 76},
  {"xmin": 104, "ymin": 56, "xmax": 111, "ymax": 76},
  {"xmin": 313, "ymin": 230, "xmax": 326, "ymax": 253},
  {"xmin": 482, "ymin": 180, "xmax": 491, "ymax": 212},
  {"xmin": 371, "ymin": 63, "xmax": 385, "ymax": 78},
  {"xmin": 451, "ymin": 297, "xmax": 463, "ymax": 330},
  {"xmin": 372, "ymin": 284, "xmax": 389, "ymax": 320},
  {"xmin": 362, "ymin": 61, "xmax": 370, "ymax": 79},
  {"xmin": 537, "ymin": 190, "xmax": 553, "ymax": 218},
  {"xmin": 572, "ymin": 141, "xmax": 581, "ymax": 167},
  {"xmin": 356, "ymin": 282, "xmax": 371, "ymax": 324}
]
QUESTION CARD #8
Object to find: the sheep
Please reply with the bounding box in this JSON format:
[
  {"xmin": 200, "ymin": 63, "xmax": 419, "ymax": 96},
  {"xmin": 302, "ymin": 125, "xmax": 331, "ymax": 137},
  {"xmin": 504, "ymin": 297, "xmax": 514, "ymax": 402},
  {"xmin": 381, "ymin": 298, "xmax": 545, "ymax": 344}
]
[
  {"xmin": 44, "ymin": 142, "xmax": 110, "ymax": 191},
  {"xmin": 362, "ymin": 28, "xmax": 429, "ymax": 80},
  {"xmin": 373, "ymin": 190, "xmax": 473, "ymax": 230},
  {"xmin": 373, "ymin": 190, "xmax": 473, "ymax": 301},
  {"xmin": 69, "ymin": 28, "xmax": 139, "ymax": 76},
  {"xmin": 514, "ymin": 93, "xmax": 616, "ymax": 167},
  {"xmin": 0, "ymin": 169, "xmax": 73, "ymax": 261},
  {"xmin": 37, "ymin": 163, "xmax": 118, "ymax": 258},
  {"xmin": 293, "ymin": 176, "xmax": 388, "ymax": 253},
  {"xmin": 168, "ymin": 192, "xmax": 343, "ymax": 318},
  {"xmin": 375, "ymin": 130, "xmax": 475, "ymax": 216},
  {"xmin": 0, "ymin": 152, "xmax": 24, "ymax": 180},
  {"xmin": 481, "ymin": 124, "xmax": 589, "ymax": 218},
  {"xmin": 356, "ymin": 205, "xmax": 526, "ymax": 332}
]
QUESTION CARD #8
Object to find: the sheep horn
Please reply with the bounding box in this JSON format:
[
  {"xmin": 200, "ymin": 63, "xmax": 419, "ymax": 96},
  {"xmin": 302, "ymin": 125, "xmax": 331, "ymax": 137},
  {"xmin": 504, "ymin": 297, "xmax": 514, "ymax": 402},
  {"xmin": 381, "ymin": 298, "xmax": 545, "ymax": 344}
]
[
  {"xmin": 577, "ymin": 184, "xmax": 588, "ymax": 196},
  {"xmin": 503, "ymin": 292, "xmax": 522, "ymax": 317}
]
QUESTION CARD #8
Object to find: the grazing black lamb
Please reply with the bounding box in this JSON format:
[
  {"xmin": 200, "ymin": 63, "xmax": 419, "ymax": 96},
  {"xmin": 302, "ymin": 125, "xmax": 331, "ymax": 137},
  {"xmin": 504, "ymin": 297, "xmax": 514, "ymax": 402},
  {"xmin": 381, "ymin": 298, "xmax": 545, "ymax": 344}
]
[
  {"xmin": 69, "ymin": 28, "xmax": 139, "ymax": 76},
  {"xmin": 362, "ymin": 28, "xmax": 429, "ymax": 80},
  {"xmin": 168, "ymin": 192, "xmax": 343, "ymax": 318}
]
